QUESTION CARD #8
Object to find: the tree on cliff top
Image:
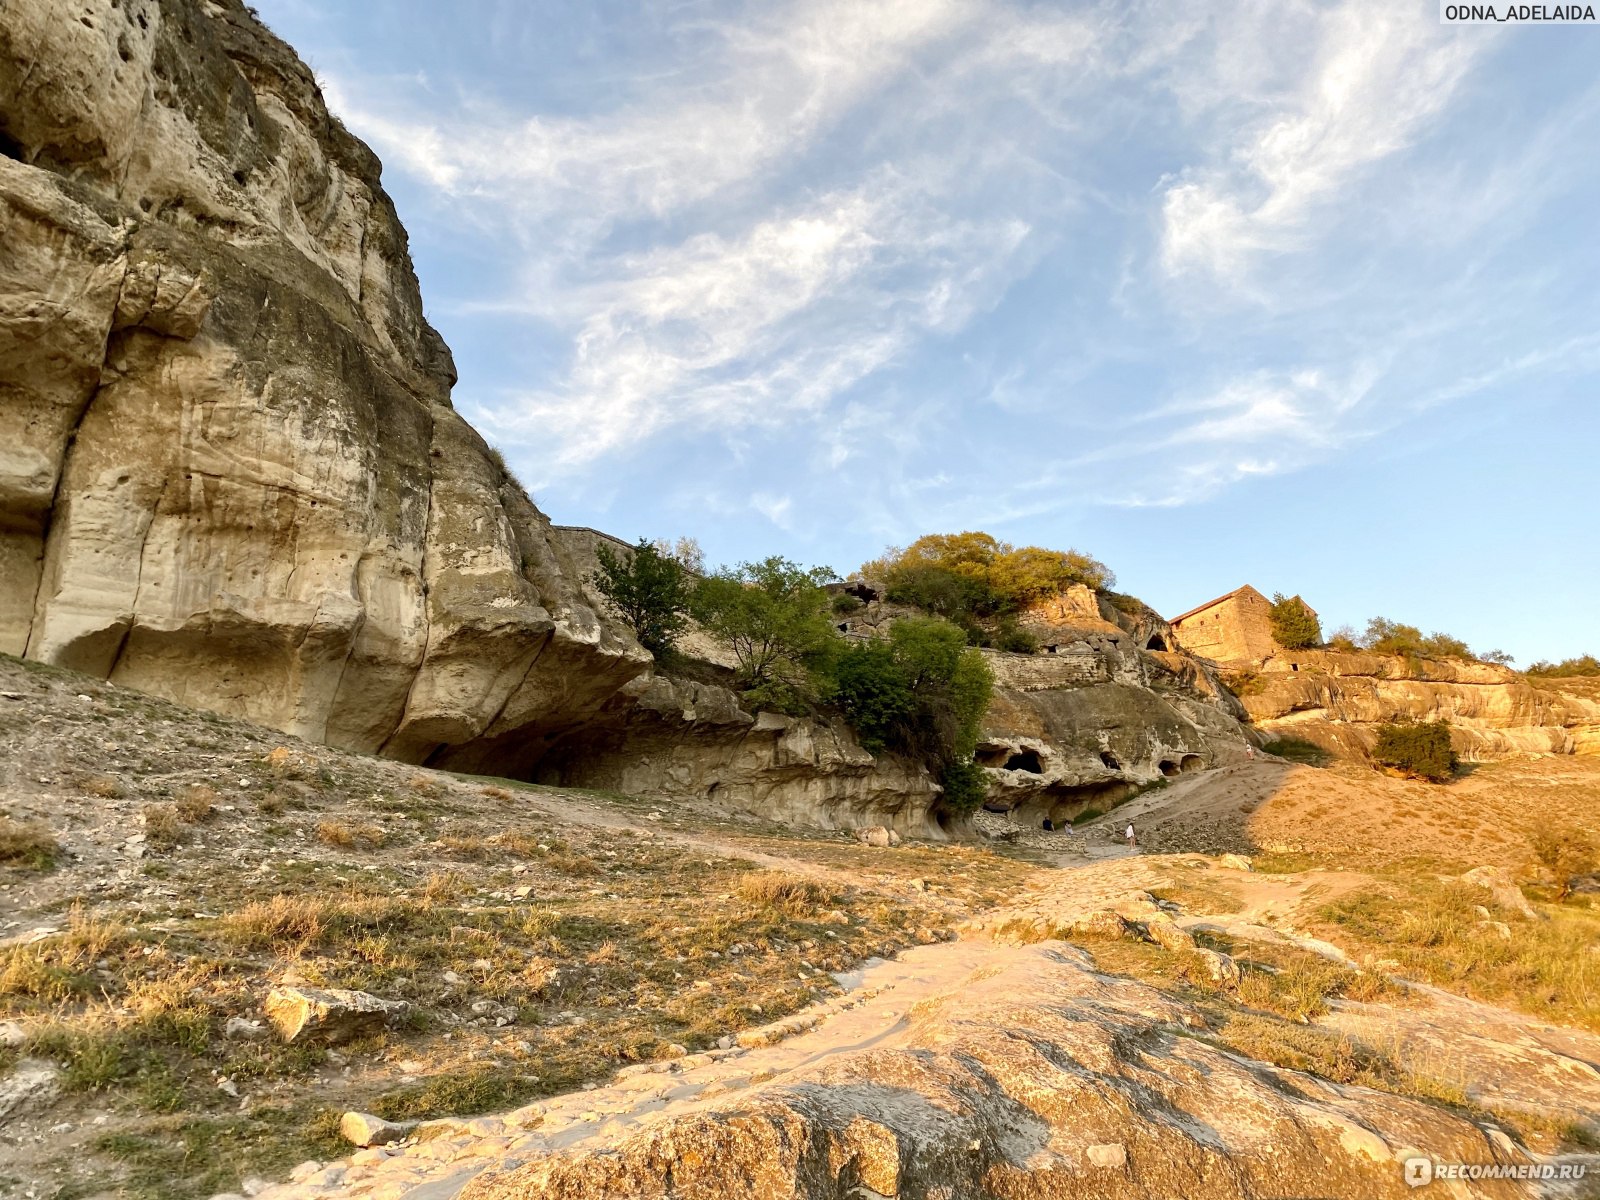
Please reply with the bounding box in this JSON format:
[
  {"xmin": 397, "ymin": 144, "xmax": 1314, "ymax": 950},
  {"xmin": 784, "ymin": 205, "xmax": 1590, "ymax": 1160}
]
[
  {"xmin": 692, "ymin": 556, "xmax": 838, "ymax": 711},
  {"xmin": 1268, "ymin": 593, "xmax": 1322, "ymax": 650},
  {"xmin": 592, "ymin": 538, "xmax": 695, "ymax": 658},
  {"xmin": 860, "ymin": 532, "xmax": 1114, "ymax": 643}
]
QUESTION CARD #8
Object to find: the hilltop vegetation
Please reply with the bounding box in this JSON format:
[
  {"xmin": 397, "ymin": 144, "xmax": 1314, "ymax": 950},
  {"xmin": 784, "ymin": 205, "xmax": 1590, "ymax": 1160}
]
[
  {"xmin": 1527, "ymin": 654, "xmax": 1600, "ymax": 678},
  {"xmin": 860, "ymin": 531, "xmax": 1115, "ymax": 650},
  {"xmin": 591, "ymin": 546, "xmax": 994, "ymax": 815}
]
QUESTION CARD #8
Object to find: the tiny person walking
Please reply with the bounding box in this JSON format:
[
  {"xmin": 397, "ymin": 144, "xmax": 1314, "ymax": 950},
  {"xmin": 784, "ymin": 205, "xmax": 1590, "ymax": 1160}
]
[
  {"xmin": 1245, "ymin": 744, "xmax": 1256, "ymax": 762},
  {"xmin": 1124, "ymin": 821, "xmax": 1136, "ymax": 850}
]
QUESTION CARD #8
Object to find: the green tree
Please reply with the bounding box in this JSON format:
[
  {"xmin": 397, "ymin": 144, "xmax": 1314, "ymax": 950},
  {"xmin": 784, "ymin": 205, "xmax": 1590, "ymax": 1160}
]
[
  {"xmin": 864, "ymin": 531, "xmax": 1113, "ymax": 642},
  {"xmin": 1268, "ymin": 593, "xmax": 1322, "ymax": 650},
  {"xmin": 591, "ymin": 538, "xmax": 694, "ymax": 658},
  {"xmin": 828, "ymin": 617, "xmax": 995, "ymax": 815},
  {"xmin": 1526, "ymin": 654, "xmax": 1600, "ymax": 678},
  {"xmin": 692, "ymin": 557, "xmax": 838, "ymax": 705},
  {"xmin": 1372, "ymin": 720, "xmax": 1457, "ymax": 783}
]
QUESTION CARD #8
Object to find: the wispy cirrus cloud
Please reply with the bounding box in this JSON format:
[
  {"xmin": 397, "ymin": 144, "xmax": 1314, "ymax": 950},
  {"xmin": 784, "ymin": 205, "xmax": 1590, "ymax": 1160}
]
[
  {"xmin": 1159, "ymin": 0, "xmax": 1483, "ymax": 289},
  {"xmin": 287, "ymin": 0, "xmax": 1597, "ymax": 553}
]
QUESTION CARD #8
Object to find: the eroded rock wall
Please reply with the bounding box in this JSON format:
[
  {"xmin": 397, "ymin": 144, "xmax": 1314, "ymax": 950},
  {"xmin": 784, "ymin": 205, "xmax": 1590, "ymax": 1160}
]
[
  {"xmin": 0, "ymin": 0, "xmax": 646, "ymax": 761},
  {"xmin": 1245, "ymin": 651, "xmax": 1600, "ymax": 760},
  {"xmin": 496, "ymin": 672, "xmax": 948, "ymax": 838}
]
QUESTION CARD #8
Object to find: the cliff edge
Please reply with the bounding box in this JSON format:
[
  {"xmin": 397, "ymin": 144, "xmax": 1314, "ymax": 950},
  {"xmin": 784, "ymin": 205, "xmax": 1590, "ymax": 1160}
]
[{"xmin": 0, "ymin": 0, "xmax": 647, "ymax": 762}]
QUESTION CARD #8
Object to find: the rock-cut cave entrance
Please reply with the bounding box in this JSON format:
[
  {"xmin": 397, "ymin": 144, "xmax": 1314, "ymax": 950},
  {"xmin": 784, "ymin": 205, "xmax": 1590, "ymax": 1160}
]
[{"xmin": 1146, "ymin": 634, "xmax": 1168, "ymax": 651}]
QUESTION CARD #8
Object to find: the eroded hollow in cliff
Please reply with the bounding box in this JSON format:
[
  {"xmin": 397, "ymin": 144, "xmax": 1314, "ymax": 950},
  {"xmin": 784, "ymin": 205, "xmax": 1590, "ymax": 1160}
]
[
  {"xmin": 1099, "ymin": 750, "xmax": 1121, "ymax": 770},
  {"xmin": 1146, "ymin": 634, "xmax": 1168, "ymax": 651},
  {"xmin": 1159, "ymin": 754, "xmax": 1206, "ymax": 777},
  {"xmin": 1002, "ymin": 749, "xmax": 1044, "ymax": 773}
]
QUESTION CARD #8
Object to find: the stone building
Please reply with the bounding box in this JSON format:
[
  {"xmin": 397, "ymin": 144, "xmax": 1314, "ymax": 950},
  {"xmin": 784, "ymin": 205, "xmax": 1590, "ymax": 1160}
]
[{"xmin": 1168, "ymin": 585, "xmax": 1306, "ymax": 666}]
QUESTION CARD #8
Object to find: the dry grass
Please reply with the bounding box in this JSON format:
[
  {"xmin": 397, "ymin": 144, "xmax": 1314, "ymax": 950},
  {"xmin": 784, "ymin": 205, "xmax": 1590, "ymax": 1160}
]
[
  {"xmin": 420, "ymin": 870, "xmax": 466, "ymax": 903},
  {"xmin": 1317, "ymin": 877, "xmax": 1600, "ymax": 1030},
  {"xmin": 143, "ymin": 803, "xmax": 183, "ymax": 850},
  {"xmin": 175, "ymin": 784, "xmax": 219, "ymax": 823},
  {"xmin": 315, "ymin": 819, "xmax": 386, "ymax": 849},
  {"xmin": 735, "ymin": 871, "xmax": 830, "ymax": 917},
  {"xmin": 481, "ymin": 785, "xmax": 514, "ymax": 801},
  {"xmin": 0, "ymin": 814, "xmax": 59, "ymax": 869},
  {"xmin": 80, "ymin": 774, "xmax": 125, "ymax": 798}
]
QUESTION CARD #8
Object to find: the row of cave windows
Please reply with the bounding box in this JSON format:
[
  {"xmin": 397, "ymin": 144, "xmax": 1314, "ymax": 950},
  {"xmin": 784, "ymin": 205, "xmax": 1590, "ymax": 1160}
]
[{"xmin": 978, "ymin": 746, "xmax": 1202, "ymax": 777}]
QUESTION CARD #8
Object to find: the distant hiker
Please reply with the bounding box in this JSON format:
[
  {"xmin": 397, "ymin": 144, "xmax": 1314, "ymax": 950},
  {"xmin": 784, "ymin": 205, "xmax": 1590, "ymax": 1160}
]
[
  {"xmin": 1125, "ymin": 822, "xmax": 1136, "ymax": 849},
  {"xmin": 1245, "ymin": 744, "xmax": 1256, "ymax": 761},
  {"xmin": 1042, "ymin": 818, "xmax": 1055, "ymax": 832}
]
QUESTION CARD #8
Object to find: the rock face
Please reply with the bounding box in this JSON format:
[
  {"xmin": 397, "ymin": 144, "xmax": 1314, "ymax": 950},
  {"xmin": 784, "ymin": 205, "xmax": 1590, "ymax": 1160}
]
[
  {"xmin": 1244, "ymin": 651, "xmax": 1600, "ymax": 760},
  {"xmin": 504, "ymin": 672, "xmax": 948, "ymax": 838},
  {"xmin": 976, "ymin": 589, "xmax": 1252, "ymax": 823},
  {"xmin": 457, "ymin": 942, "xmax": 1526, "ymax": 1200},
  {"xmin": 0, "ymin": 0, "xmax": 645, "ymax": 763}
]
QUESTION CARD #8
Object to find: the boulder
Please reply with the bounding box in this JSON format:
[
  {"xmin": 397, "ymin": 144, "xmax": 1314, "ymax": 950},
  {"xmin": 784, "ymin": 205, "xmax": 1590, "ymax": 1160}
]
[
  {"xmin": 1219, "ymin": 853, "xmax": 1254, "ymax": 871},
  {"xmin": 1195, "ymin": 947, "xmax": 1241, "ymax": 989},
  {"xmin": 0, "ymin": 1060, "xmax": 60, "ymax": 1126},
  {"xmin": 856, "ymin": 826, "xmax": 902, "ymax": 848},
  {"xmin": 340, "ymin": 1110, "xmax": 419, "ymax": 1147},
  {"xmin": 1459, "ymin": 865, "xmax": 1539, "ymax": 920},
  {"xmin": 264, "ymin": 987, "xmax": 408, "ymax": 1044}
]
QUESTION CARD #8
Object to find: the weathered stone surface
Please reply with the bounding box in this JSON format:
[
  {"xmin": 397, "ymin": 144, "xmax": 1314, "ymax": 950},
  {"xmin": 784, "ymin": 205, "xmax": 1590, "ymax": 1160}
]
[
  {"xmin": 520, "ymin": 673, "xmax": 947, "ymax": 837},
  {"xmin": 1245, "ymin": 651, "xmax": 1600, "ymax": 761},
  {"xmin": 264, "ymin": 986, "xmax": 408, "ymax": 1044},
  {"xmin": 0, "ymin": 1060, "xmax": 60, "ymax": 1127},
  {"xmin": 1460, "ymin": 865, "xmax": 1540, "ymax": 921},
  {"xmin": 457, "ymin": 943, "xmax": 1528, "ymax": 1200},
  {"xmin": 340, "ymin": 1111, "xmax": 418, "ymax": 1148},
  {"xmin": 0, "ymin": 0, "xmax": 646, "ymax": 764}
]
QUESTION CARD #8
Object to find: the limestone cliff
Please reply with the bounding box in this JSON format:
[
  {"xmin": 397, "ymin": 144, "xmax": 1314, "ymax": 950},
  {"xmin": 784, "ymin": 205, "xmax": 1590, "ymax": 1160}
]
[
  {"xmin": 0, "ymin": 0, "xmax": 646, "ymax": 761},
  {"xmin": 976, "ymin": 586, "xmax": 1252, "ymax": 822},
  {"xmin": 1243, "ymin": 650, "xmax": 1600, "ymax": 759}
]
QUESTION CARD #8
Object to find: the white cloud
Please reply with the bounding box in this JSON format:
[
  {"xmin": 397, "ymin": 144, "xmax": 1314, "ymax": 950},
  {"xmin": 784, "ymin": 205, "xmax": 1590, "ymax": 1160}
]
[
  {"xmin": 470, "ymin": 175, "xmax": 1032, "ymax": 469},
  {"xmin": 327, "ymin": 0, "xmax": 978, "ymax": 236},
  {"xmin": 1159, "ymin": 0, "xmax": 1482, "ymax": 287}
]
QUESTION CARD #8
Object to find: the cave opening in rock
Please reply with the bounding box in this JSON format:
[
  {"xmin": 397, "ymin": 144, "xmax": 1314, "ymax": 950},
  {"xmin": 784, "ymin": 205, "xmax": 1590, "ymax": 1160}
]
[
  {"xmin": 1158, "ymin": 759, "xmax": 1179, "ymax": 777},
  {"xmin": 1003, "ymin": 749, "xmax": 1043, "ymax": 773},
  {"xmin": 1146, "ymin": 634, "xmax": 1168, "ymax": 651},
  {"xmin": 1099, "ymin": 750, "xmax": 1121, "ymax": 770},
  {"xmin": 1179, "ymin": 754, "xmax": 1204, "ymax": 774}
]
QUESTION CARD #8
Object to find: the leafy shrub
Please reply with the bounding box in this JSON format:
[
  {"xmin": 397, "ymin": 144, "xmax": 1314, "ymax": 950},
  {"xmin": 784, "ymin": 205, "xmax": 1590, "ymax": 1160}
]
[
  {"xmin": 1530, "ymin": 826, "xmax": 1598, "ymax": 901},
  {"xmin": 862, "ymin": 531, "xmax": 1114, "ymax": 637},
  {"xmin": 1359, "ymin": 618, "xmax": 1477, "ymax": 662},
  {"xmin": 592, "ymin": 538, "xmax": 696, "ymax": 658},
  {"xmin": 692, "ymin": 556, "xmax": 837, "ymax": 696},
  {"xmin": 1371, "ymin": 720, "xmax": 1457, "ymax": 782},
  {"xmin": 830, "ymin": 592, "xmax": 863, "ymax": 615},
  {"xmin": 1527, "ymin": 654, "xmax": 1600, "ymax": 678},
  {"xmin": 993, "ymin": 618, "xmax": 1039, "ymax": 654},
  {"xmin": 938, "ymin": 759, "xmax": 991, "ymax": 815},
  {"xmin": 1268, "ymin": 593, "xmax": 1321, "ymax": 650}
]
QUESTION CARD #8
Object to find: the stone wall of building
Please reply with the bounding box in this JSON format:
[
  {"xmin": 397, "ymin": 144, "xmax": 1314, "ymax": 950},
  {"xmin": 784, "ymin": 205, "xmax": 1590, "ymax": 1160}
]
[{"xmin": 1170, "ymin": 586, "xmax": 1279, "ymax": 665}]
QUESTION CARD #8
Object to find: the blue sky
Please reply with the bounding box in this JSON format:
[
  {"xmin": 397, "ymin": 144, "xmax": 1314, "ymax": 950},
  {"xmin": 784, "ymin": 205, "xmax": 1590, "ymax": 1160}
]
[{"xmin": 255, "ymin": 0, "xmax": 1599, "ymax": 664}]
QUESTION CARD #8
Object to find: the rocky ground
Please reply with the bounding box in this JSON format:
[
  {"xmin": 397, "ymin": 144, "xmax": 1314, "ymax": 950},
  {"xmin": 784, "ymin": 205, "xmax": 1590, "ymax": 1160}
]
[
  {"xmin": 0, "ymin": 654, "xmax": 1033, "ymax": 1199},
  {"xmin": 5, "ymin": 651, "xmax": 1600, "ymax": 1199}
]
